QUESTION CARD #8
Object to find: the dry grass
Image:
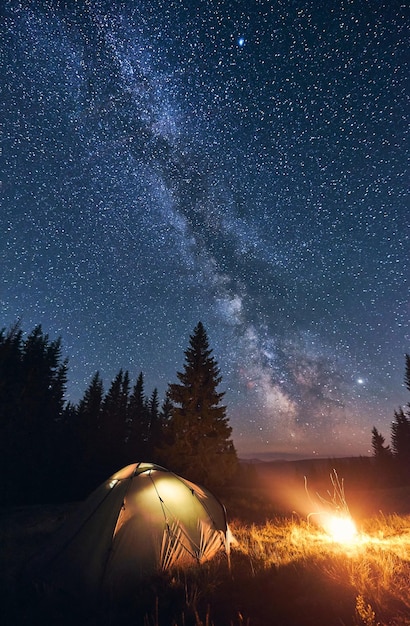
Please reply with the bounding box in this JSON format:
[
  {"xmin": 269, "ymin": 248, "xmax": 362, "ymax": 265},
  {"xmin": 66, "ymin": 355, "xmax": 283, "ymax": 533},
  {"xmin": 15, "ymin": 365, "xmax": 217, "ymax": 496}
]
[
  {"xmin": 1, "ymin": 504, "xmax": 410, "ymax": 625},
  {"xmin": 227, "ymin": 513, "xmax": 410, "ymax": 625}
]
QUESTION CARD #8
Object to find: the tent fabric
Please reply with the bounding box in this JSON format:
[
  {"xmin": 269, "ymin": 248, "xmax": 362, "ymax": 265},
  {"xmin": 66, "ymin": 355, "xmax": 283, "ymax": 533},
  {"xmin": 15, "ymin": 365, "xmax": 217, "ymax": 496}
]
[{"xmin": 26, "ymin": 463, "xmax": 229, "ymax": 600}]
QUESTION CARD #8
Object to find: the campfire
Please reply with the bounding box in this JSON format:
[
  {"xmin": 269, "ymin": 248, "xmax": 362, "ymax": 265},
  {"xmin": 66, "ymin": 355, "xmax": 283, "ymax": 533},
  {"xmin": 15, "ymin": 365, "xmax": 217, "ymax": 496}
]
[
  {"xmin": 320, "ymin": 512, "xmax": 358, "ymax": 543},
  {"xmin": 306, "ymin": 470, "xmax": 359, "ymax": 545}
]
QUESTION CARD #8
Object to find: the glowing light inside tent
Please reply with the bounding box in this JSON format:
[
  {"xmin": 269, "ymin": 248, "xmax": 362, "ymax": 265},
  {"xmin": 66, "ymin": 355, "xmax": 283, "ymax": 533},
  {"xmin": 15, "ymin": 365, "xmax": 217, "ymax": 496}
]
[
  {"xmin": 322, "ymin": 514, "xmax": 358, "ymax": 544},
  {"xmin": 153, "ymin": 476, "xmax": 189, "ymax": 502}
]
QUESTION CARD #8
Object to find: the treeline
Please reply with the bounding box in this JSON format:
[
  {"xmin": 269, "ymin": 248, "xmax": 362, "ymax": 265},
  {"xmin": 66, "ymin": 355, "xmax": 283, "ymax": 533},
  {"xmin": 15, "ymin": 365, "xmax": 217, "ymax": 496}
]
[
  {"xmin": 0, "ymin": 322, "xmax": 237, "ymax": 504},
  {"xmin": 371, "ymin": 354, "xmax": 410, "ymax": 486}
]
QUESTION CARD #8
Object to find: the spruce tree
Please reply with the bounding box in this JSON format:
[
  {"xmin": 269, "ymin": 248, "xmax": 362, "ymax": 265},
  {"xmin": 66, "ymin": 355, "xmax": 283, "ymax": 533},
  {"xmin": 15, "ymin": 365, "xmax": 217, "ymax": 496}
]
[
  {"xmin": 371, "ymin": 426, "xmax": 393, "ymax": 485},
  {"xmin": 0, "ymin": 323, "xmax": 68, "ymax": 502},
  {"xmin": 405, "ymin": 354, "xmax": 410, "ymax": 393},
  {"xmin": 78, "ymin": 372, "xmax": 104, "ymax": 431},
  {"xmin": 371, "ymin": 426, "xmax": 392, "ymax": 458},
  {"xmin": 391, "ymin": 408, "xmax": 410, "ymax": 473},
  {"xmin": 160, "ymin": 390, "xmax": 173, "ymax": 423},
  {"xmin": 153, "ymin": 390, "xmax": 173, "ymax": 458},
  {"xmin": 147, "ymin": 388, "xmax": 161, "ymax": 457},
  {"xmin": 99, "ymin": 369, "xmax": 128, "ymax": 473},
  {"xmin": 76, "ymin": 372, "xmax": 104, "ymax": 489},
  {"xmin": 159, "ymin": 322, "xmax": 237, "ymax": 489},
  {"xmin": 126, "ymin": 372, "xmax": 150, "ymax": 461},
  {"xmin": 389, "ymin": 355, "xmax": 410, "ymax": 481}
]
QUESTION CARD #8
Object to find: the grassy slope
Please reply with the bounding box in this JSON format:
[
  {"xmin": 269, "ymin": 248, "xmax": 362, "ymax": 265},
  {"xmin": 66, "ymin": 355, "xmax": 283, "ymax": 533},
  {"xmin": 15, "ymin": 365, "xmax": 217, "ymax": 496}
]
[{"xmin": 1, "ymin": 480, "xmax": 410, "ymax": 625}]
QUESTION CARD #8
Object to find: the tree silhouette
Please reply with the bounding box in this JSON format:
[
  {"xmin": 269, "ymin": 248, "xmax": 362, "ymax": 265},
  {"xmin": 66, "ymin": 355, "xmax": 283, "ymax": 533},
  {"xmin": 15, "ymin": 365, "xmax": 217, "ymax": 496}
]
[
  {"xmin": 147, "ymin": 388, "xmax": 162, "ymax": 457},
  {"xmin": 99, "ymin": 369, "xmax": 129, "ymax": 474},
  {"xmin": 390, "ymin": 355, "xmax": 410, "ymax": 479},
  {"xmin": 125, "ymin": 372, "xmax": 150, "ymax": 462},
  {"xmin": 76, "ymin": 371, "xmax": 104, "ymax": 490},
  {"xmin": 405, "ymin": 354, "xmax": 410, "ymax": 394},
  {"xmin": 77, "ymin": 371, "xmax": 104, "ymax": 435},
  {"xmin": 0, "ymin": 323, "xmax": 24, "ymax": 496},
  {"xmin": 0, "ymin": 323, "xmax": 68, "ymax": 502},
  {"xmin": 391, "ymin": 408, "xmax": 410, "ymax": 477},
  {"xmin": 371, "ymin": 426, "xmax": 392, "ymax": 458},
  {"xmin": 158, "ymin": 322, "xmax": 237, "ymax": 489},
  {"xmin": 21, "ymin": 325, "xmax": 68, "ymax": 428},
  {"xmin": 371, "ymin": 354, "xmax": 410, "ymax": 484},
  {"xmin": 371, "ymin": 426, "xmax": 393, "ymax": 485},
  {"xmin": 160, "ymin": 389, "xmax": 173, "ymax": 423},
  {"xmin": 0, "ymin": 320, "xmax": 240, "ymax": 501}
]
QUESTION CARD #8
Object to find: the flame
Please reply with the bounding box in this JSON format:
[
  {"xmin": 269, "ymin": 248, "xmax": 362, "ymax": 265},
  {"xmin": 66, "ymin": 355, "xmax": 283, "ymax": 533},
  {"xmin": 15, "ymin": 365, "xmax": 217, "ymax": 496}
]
[{"xmin": 322, "ymin": 514, "xmax": 358, "ymax": 544}]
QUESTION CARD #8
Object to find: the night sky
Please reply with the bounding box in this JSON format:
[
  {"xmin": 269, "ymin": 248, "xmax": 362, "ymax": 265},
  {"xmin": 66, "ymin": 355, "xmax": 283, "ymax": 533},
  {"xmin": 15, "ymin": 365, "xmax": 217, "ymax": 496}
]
[{"xmin": 3, "ymin": 0, "xmax": 409, "ymax": 459}]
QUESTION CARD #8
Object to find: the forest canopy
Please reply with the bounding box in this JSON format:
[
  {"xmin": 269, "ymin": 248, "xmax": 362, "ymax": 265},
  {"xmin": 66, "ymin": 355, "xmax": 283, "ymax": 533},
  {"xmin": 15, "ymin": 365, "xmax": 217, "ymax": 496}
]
[
  {"xmin": 1, "ymin": 321, "xmax": 408, "ymax": 505},
  {"xmin": 0, "ymin": 321, "xmax": 237, "ymax": 503}
]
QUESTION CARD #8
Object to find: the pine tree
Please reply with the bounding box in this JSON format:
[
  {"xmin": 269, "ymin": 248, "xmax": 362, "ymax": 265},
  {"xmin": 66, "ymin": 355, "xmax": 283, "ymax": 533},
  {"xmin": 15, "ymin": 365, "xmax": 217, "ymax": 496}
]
[
  {"xmin": 371, "ymin": 426, "xmax": 393, "ymax": 485},
  {"xmin": 160, "ymin": 389, "xmax": 173, "ymax": 423},
  {"xmin": 78, "ymin": 372, "xmax": 104, "ymax": 429},
  {"xmin": 0, "ymin": 323, "xmax": 24, "ymax": 501},
  {"xmin": 120, "ymin": 370, "xmax": 130, "ymax": 420},
  {"xmin": 389, "ymin": 355, "xmax": 410, "ymax": 480},
  {"xmin": 158, "ymin": 322, "xmax": 237, "ymax": 489},
  {"xmin": 152, "ymin": 390, "xmax": 173, "ymax": 459},
  {"xmin": 99, "ymin": 369, "xmax": 128, "ymax": 473},
  {"xmin": 126, "ymin": 372, "xmax": 150, "ymax": 461},
  {"xmin": 405, "ymin": 354, "xmax": 410, "ymax": 393},
  {"xmin": 0, "ymin": 323, "xmax": 68, "ymax": 502},
  {"xmin": 76, "ymin": 372, "xmax": 104, "ymax": 489},
  {"xmin": 21, "ymin": 325, "xmax": 68, "ymax": 428},
  {"xmin": 391, "ymin": 408, "xmax": 410, "ymax": 467},
  {"xmin": 147, "ymin": 388, "xmax": 161, "ymax": 457},
  {"xmin": 371, "ymin": 426, "xmax": 392, "ymax": 458}
]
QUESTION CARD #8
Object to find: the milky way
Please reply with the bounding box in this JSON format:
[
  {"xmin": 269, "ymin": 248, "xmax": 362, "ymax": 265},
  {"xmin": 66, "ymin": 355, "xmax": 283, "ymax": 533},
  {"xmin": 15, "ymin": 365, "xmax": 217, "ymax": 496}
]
[{"xmin": 2, "ymin": 0, "xmax": 408, "ymax": 458}]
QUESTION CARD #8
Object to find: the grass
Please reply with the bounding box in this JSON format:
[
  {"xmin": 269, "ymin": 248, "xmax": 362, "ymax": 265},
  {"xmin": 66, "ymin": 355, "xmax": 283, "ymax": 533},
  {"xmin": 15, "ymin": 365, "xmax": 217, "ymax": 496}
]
[
  {"xmin": 227, "ymin": 514, "xmax": 410, "ymax": 625},
  {"xmin": 1, "ymin": 493, "xmax": 410, "ymax": 625}
]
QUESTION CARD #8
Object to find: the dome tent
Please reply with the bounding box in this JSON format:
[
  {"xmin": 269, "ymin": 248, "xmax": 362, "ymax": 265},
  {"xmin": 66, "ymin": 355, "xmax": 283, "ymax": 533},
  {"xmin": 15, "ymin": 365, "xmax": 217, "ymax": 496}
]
[{"xmin": 27, "ymin": 463, "xmax": 230, "ymax": 601}]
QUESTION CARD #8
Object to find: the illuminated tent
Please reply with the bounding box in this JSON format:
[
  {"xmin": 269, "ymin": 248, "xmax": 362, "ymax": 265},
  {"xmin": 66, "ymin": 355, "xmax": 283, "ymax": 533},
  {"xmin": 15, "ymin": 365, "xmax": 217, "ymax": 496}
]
[{"xmin": 27, "ymin": 462, "xmax": 229, "ymax": 600}]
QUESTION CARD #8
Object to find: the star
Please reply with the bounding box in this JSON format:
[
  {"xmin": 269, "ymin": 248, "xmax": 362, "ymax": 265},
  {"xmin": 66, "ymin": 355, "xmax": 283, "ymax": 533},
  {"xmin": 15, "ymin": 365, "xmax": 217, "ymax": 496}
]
[{"xmin": 2, "ymin": 0, "xmax": 407, "ymax": 460}]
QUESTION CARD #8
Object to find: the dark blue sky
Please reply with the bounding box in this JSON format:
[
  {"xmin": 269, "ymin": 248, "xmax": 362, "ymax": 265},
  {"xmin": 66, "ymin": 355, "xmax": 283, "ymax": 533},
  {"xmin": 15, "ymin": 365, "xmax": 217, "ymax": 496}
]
[{"xmin": 2, "ymin": 0, "xmax": 408, "ymax": 458}]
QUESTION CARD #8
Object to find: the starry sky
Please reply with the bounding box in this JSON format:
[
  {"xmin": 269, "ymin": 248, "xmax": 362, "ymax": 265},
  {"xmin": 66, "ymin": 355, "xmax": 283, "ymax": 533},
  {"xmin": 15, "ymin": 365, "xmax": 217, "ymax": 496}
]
[{"xmin": 2, "ymin": 0, "xmax": 409, "ymax": 459}]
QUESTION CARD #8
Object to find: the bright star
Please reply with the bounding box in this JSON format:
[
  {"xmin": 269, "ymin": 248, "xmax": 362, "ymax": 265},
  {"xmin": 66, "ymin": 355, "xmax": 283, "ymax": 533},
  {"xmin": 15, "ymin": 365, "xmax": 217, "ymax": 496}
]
[{"xmin": 237, "ymin": 37, "xmax": 245, "ymax": 47}]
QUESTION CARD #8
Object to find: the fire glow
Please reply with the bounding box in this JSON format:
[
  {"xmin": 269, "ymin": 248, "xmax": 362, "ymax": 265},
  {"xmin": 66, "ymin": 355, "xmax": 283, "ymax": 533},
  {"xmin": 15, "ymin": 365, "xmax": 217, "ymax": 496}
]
[
  {"xmin": 305, "ymin": 470, "xmax": 359, "ymax": 545},
  {"xmin": 321, "ymin": 513, "xmax": 358, "ymax": 544}
]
